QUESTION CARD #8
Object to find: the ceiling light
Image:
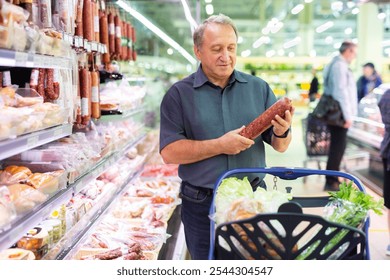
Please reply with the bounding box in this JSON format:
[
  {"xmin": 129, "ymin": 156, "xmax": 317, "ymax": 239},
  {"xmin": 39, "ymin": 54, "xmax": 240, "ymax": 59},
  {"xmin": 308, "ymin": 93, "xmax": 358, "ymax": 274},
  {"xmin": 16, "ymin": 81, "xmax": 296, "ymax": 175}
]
[
  {"xmin": 325, "ymin": 36, "xmax": 333, "ymax": 44},
  {"xmin": 204, "ymin": 0, "xmax": 212, "ymax": 3},
  {"xmin": 167, "ymin": 48, "xmax": 173, "ymax": 55},
  {"xmin": 378, "ymin": 9, "xmax": 386, "ymax": 20},
  {"xmin": 351, "ymin": 8, "xmax": 359, "ymax": 15},
  {"xmin": 116, "ymin": 0, "xmax": 197, "ymax": 65},
  {"xmin": 266, "ymin": 50, "xmax": 276, "ymax": 57},
  {"xmin": 347, "ymin": 1, "xmax": 355, "ymax": 9},
  {"xmin": 277, "ymin": 49, "xmax": 285, "ymax": 56},
  {"xmin": 304, "ymin": 0, "xmax": 313, "ymax": 3},
  {"xmin": 316, "ymin": 21, "xmax": 334, "ymax": 33},
  {"xmin": 333, "ymin": 42, "xmax": 342, "ymax": 49},
  {"xmin": 241, "ymin": 49, "xmax": 251, "ymax": 57},
  {"xmin": 283, "ymin": 37, "xmax": 301, "ymax": 49},
  {"xmin": 291, "ymin": 4, "xmax": 304, "ymax": 15},
  {"xmin": 271, "ymin": 22, "xmax": 284, "ymax": 33},
  {"xmin": 344, "ymin": 27, "xmax": 353, "ymax": 35},
  {"xmin": 181, "ymin": 0, "xmax": 198, "ymax": 33},
  {"xmin": 352, "ymin": 38, "xmax": 358, "ymax": 44},
  {"xmin": 206, "ymin": 4, "xmax": 214, "ymax": 15},
  {"xmin": 288, "ymin": 52, "xmax": 295, "ymax": 57},
  {"xmin": 252, "ymin": 36, "xmax": 270, "ymax": 48},
  {"xmin": 310, "ymin": 50, "xmax": 316, "ymax": 57},
  {"xmin": 262, "ymin": 27, "xmax": 270, "ymax": 35},
  {"xmin": 238, "ymin": 36, "xmax": 244, "ymax": 44}
]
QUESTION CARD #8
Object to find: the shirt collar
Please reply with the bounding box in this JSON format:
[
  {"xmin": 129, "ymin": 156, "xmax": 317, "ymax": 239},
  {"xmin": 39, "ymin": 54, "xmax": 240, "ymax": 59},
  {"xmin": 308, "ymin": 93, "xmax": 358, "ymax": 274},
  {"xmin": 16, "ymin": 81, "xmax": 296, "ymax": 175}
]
[{"xmin": 193, "ymin": 64, "xmax": 248, "ymax": 88}]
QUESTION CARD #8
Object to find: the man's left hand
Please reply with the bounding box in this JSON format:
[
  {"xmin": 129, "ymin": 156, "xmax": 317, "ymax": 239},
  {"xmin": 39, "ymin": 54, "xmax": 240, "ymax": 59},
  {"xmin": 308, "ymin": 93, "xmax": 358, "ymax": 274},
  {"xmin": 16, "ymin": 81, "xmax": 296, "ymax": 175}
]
[{"xmin": 271, "ymin": 107, "xmax": 295, "ymax": 137}]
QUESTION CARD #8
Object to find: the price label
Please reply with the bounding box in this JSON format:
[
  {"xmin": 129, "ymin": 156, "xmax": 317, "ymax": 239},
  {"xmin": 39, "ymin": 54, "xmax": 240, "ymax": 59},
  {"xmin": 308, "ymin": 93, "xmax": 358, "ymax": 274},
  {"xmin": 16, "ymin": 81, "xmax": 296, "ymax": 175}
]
[
  {"xmin": 26, "ymin": 135, "xmax": 40, "ymax": 148},
  {"xmin": 15, "ymin": 52, "xmax": 28, "ymax": 67},
  {"xmin": 53, "ymin": 127, "xmax": 63, "ymax": 137}
]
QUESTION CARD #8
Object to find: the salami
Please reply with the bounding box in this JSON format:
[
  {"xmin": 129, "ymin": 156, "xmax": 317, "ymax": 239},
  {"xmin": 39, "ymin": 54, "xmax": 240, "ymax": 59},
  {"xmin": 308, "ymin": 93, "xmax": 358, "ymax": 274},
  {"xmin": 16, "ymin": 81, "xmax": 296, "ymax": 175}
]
[
  {"xmin": 93, "ymin": 0, "xmax": 99, "ymax": 42},
  {"xmin": 99, "ymin": 12, "xmax": 110, "ymax": 64},
  {"xmin": 52, "ymin": 69, "xmax": 60, "ymax": 100},
  {"xmin": 91, "ymin": 70, "xmax": 100, "ymax": 119},
  {"xmin": 107, "ymin": 12, "xmax": 115, "ymax": 57},
  {"xmin": 114, "ymin": 14, "xmax": 121, "ymax": 58},
  {"xmin": 239, "ymin": 97, "xmax": 293, "ymax": 140},
  {"xmin": 75, "ymin": 0, "xmax": 84, "ymax": 36},
  {"xmin": 79, "ymin": 68, "xmax": 90, "ymax": 125},
  {"xmin": 45, "ymin": 68, "xmax": 54, "ymax": 101},
  {"xmin": 83, "ymin": 0, "xmax": 93, "ymax": 41},
  {"xmin": 37, "ymin": 68, "xmax": 45, "ymax": 97}
]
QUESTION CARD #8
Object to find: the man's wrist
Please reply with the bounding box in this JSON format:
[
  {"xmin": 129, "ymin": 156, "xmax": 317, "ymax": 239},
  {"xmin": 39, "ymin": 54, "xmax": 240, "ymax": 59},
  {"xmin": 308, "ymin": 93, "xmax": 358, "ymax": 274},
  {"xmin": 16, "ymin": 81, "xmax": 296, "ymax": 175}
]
[{"xmin": 273, "ymin": 128, "xmax": 291, "ymax": 138}]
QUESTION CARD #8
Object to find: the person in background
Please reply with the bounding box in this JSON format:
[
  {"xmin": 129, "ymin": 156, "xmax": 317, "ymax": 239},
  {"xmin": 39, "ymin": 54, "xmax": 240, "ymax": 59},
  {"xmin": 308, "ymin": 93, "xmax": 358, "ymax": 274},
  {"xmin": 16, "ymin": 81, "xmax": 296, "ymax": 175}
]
[
  {"xmin": 159, "ymin": 14, "xmax": 294, "ymax": 260},
  {"xmin": 323, "ymin": 41, "xmax": 358, "ymax": 191},
  {"xmin": 356, "ymin": 62, "xmax": 382, "ymax": 103},
  {"xmin": 378, "ymin": 88, "xmax": 390, "ymax": 256},
  {"xmin": 308, "ymin": 68, "xmax": 319, "ymax": 102}
]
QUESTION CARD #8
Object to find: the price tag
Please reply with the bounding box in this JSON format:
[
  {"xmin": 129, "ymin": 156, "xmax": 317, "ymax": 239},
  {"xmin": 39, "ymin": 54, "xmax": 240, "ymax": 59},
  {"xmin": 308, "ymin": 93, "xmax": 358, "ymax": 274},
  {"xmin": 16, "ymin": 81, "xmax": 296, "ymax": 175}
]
[
  {"xmin": 15, "ymin": 52, "xmax": 28, "ymax": 67},
  {"xmin": 27, "ymin": 135, "xmax": 40, "ymax": 148},
  {"xmin": 53, "ymin": 127, "xmax": 63, "ymax": 137},
  {"xmin": 92, "ymin": 42, "xmax": 98, "ymax": 52}
]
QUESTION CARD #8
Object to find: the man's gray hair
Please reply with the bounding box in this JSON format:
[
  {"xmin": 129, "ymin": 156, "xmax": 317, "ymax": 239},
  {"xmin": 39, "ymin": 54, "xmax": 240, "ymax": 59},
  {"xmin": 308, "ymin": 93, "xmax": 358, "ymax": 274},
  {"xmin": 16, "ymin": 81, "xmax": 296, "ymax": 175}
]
[
  {"xmin": 339, "ymin": 41, "xmax": 357, "ymax": 54},
  {"xmin": 193, "ymin": 14, "xmax": 238, "ymax": 49}
]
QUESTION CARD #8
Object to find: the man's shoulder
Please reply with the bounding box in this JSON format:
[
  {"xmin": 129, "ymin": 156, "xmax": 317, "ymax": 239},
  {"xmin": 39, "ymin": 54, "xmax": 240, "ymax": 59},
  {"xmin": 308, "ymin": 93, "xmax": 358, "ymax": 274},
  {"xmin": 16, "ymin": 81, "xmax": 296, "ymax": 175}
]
[{"xmin": 235, "ymin": 70, "xmax": 269, "ymax": 85}]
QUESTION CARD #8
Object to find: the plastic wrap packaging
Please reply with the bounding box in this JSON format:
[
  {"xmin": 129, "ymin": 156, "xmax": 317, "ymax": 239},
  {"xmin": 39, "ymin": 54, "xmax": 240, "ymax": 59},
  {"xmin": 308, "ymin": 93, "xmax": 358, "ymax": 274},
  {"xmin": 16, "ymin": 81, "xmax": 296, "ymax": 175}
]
[
  {"xmin": 51, "ymin": 0, "xmax": 72, "ymax": 33},
  {"xmin": 0, "ymin": 186, "xmax": 16, "ymax": 230},
  {"xmin": 16, "ymin": 226, "xmax": 49, "ymax": 259},
  {"xmin": 7, "ymin": 183, "xmax": 47, "ymax": 214},
  {"xmin": 39, "ymin": 0, "xmax": 51, "ymax": 28},
  {"xmin": 74, "ymin": 0, "xmax": 83, "ymax": 36}
]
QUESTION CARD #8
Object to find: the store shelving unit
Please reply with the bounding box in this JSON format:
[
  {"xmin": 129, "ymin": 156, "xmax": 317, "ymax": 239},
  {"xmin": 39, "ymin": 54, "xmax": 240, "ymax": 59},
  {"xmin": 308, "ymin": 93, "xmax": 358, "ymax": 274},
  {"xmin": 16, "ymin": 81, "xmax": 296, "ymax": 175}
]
[
  {"xmin": 95, "ymin": 106, "xmax": 145, "ymax": 123},
  {"xmin": 0, "ymin": 124, "xmax": 73, "ymax": 161},
  {"xmin": 0, "ymin": 48, "xmax": 73, "ymax": 69}
]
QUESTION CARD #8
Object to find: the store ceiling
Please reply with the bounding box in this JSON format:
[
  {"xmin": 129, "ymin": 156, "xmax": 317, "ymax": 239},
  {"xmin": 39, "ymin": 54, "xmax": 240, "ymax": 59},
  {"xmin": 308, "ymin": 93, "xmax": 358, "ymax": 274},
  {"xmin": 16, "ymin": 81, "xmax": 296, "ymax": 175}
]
[{"xmin": 116, "ymin": 0, "xmax": 390, "ymax": 66}]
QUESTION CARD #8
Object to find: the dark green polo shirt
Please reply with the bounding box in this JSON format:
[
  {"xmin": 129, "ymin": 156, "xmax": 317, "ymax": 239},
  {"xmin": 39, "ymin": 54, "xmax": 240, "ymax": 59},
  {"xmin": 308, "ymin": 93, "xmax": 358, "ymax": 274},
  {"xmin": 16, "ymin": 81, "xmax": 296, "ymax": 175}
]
[{"xmin": 159, "ymin": 66, "xmax": 277, "ymax": 189}]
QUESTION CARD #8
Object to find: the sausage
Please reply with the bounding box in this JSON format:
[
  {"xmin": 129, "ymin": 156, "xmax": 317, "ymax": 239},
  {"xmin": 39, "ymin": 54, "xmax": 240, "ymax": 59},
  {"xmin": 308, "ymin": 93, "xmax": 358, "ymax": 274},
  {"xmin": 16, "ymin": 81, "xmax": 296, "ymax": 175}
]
[
  {"xmin": 91, "ymin": 70, "xmax": 100, "ymax": 119},
  {"xmin": 126, "ymin": 23, "xmax": 132, "ymax": 61},
  {"xmin": 37, "ymin": 68, "xmax": 45, "ymax": 97},
  {"xmin": 83, "ymin": 0, "xmax": 93, "ymax": 41},
  {"xmin": 93, "ymin": 0, "xmax": 99, "ymax": 42},
  {"xmin": 75, "ymin": 69, "xmax": 82, "ymax": 125},
  {"xmin": 79, "ymin": 68, "xmax": 90, "ymax": 125},
  {"xmin": 52, "ymin": 68, "xmax": 60, "ymax": 100},
  {"xmin": 107, "ymin": 12, "xmax": 115, "ymax": 57},
  {"xmin": 75, "ymin": 0, "xmax": 84, "ymax": 37},
  {"xmin": 45, "ymin": 68, "xmax": 54, "ymax": 101},
  {"xmin": 239, "ymin": 97, "xmax": 293, "ymax": 140},
  {"xmin": 114, "ymin": 14, "xmax": 121, "ymax": 59},
  {"xmin": 121, "ymin": 20, "xmax": 127, "ymax": 61},
  {"xmin": 29, "ymin": 68, "xmax": 39, "ymax": 92},
  {"xmin": 99, "ymin": 12, "xmax": 110, "ymax": 64}
]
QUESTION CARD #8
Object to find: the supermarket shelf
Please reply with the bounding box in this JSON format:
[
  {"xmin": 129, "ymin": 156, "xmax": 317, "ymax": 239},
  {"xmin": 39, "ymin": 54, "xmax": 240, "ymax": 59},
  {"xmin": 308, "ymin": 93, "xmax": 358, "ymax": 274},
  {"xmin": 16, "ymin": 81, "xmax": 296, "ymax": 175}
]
[
  {"xmin": 54, "ymin": 167, "xmax": 144, "ymax": 260},
  {"xmin": 71, "ymin": 133, "xmax": 146, "ymax": 194},
  {"xmin": 0, "ymin": 48, "xmax": 72, "ymax": 69},
  {"xmin": 0, "ymin": 133, "xmax": 146, "ymax": 252},
  {"xmin": 348, "ymin": 127, "xmax": 382, "ymax": 150},
  {"xmin": 0, "ymin": 187, "xmax": 73, "ymax": 251},
  {"xmin": 0, "ymin": 124, "xmax": 73, "ymax": 161},
  {"xmin": 95, "ymin": 106, "xmax": 144, "ymax": 123}
]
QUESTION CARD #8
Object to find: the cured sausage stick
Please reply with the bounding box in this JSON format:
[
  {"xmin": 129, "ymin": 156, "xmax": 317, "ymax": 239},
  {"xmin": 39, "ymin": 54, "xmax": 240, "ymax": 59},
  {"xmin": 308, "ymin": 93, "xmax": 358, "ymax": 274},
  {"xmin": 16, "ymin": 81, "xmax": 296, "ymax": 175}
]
[
  {"xmin": 239, "ymin": 97, "xmax": 293, "ymax": 140},
  {"xmin": 91, "ymin": 70, "xmax": 100, "ymax": 119}
]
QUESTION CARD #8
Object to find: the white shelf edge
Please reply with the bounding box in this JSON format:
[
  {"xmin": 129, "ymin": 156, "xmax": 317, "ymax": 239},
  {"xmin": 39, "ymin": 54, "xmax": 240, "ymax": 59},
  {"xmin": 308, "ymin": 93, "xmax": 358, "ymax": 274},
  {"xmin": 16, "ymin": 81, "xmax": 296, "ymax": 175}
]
[{"xmin": 0, "ymin": 124, "xmax": 73, "ymax": 161}]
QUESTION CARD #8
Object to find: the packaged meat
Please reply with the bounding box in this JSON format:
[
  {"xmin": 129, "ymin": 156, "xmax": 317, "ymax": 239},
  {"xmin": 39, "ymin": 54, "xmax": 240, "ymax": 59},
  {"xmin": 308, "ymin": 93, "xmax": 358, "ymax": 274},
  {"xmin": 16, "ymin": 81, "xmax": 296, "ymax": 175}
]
[
  {"xmin": 7, "ymin": 183, "xmax": 47, "ymax": 214},
  {"xmin": 239, "ymin": 97, "xmax": 293, "ymax": 140},
  {"xmin": 16, "ymin": 226, "xmax": 49, "ymax": 259},
  {"xmin": 29, "ymin": 68, "xmax": 39, "ymax": 92},
  {"xmin": 0, "ymin": 186, "xmax": 16, "ymax": 229},
  {"xmin": 0, "ymin": 248, "xmax": 35, "ymax": 260},
  {"xmin": 39, "ymin": 0, "xmax": 52, "ymax": 28},
  {"xmin": 74, "ymin": 0, "xmax": 83, "ymax": 37}
]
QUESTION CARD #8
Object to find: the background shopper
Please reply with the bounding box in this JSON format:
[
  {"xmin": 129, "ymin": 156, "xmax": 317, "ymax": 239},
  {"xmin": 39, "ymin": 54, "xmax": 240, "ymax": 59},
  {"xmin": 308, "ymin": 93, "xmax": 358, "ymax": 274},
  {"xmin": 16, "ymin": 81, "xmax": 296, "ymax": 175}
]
[
  {"xmin": 323, "ymin": 41, "xmax": 358, "ymax": 191},
  {"xmin": 378, "ymin": 88, "xmax": 390, "ymax": 256},
  {"xmin": 308, "ymin": 68, "xmax": 319, "ymax": 102},
  {"xmin": 357, "ymin": 62, "xmax": 382, "ymax": 103},
  {"xmin": 159, "ymin": 14, "xmax": 294, "ymax": 259}
]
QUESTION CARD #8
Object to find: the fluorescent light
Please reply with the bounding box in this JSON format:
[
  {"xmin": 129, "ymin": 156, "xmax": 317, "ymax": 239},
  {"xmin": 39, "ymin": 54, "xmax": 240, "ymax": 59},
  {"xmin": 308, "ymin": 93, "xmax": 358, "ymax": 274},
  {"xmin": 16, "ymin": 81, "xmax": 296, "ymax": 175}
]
[
  {"xmin": 325, "ymin": 36, "xmax": 333, "ymax": 44},
  {"xmin": 167, "ymin": 48, "xmax": 173, "ymax": 55},
  {"xmin": 316, "ymin": 21, "xmax": 334, "ymax": 33},
  {"xmin": 347, "ymin": 1, "xmax": 355, "ymax": 9},
  {"xmin": 344, "ymin": 27, "xmax": 353, "ymax": 35},
  {"xmin": 352, "ymin": 38, "xmax": 358, "ymax": 44},
  {"xmin": 241, "ymin": 49, "xmax": 251, "ymax": 57},
  {"xmin": 291, "ymin": 4, "xmax": 304, "ymax": 15},
  {"xmin": 333, "ymin": 42, "xmax": 342, "ymax": 49},
  {"xmin": 206, "ymin": 4, "xmax": 214, "ymax": 15},
  {"xmin": 277, "ymin": 49, "xmax": 285, "ymax": 56},
  {"xmin": 252, "ymin": 36, "xmax": 270, "ymax": 48},
  {"xmin": 352, "ymin": 8, "xmax": 359, "ymax": 15},
  {"xmin": 283, "ymin": 36, "xmax": 301, "ymax": 49},
  {"xmin": 305, "ymin": 0, "xmax": 313, "ymax": 3},
  {"xmin": 116, "ymin": 0, "xmax": 197, "ymax": 65},
  {"xmin": 181, "ymin": 0, "xmax": 198, "ymax": 33},
  {"xmin": 262, "ymin": 27, "xmax": 270, "ymax": 35},
  {"xmin": 204, "ymin": 0, "xmax": 212, "ymax": 3},
  {"xmin": 378, "ymin": 10, "xmax": 386, "ymax": 20},
  {"xmin": 237, "ymin": 36, "xmax": 244, "ymax": 44},
  {"xmin": 288, "ymin": 52, "xmax": 295, "ymax": 57},
  {"xmin": 266, "ymin": 50, "xmax": 275, "ymax": 57},
  {"xmin": 271, "ymin": 22, "xmax": 283, "ymax": 33},
  {"xmin": 310, "ymin": 50, "xmax": 316, "ymax": 57}
]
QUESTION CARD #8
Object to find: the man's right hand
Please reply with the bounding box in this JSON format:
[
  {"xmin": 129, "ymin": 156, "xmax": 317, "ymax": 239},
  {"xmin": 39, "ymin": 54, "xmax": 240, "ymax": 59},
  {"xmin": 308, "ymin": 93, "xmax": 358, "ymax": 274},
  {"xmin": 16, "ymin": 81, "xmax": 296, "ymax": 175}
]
[
  {"xmin": 344, "ymin": 119, "xmax": 352, "ymax": 129},
  {"xmin": 218, "ymin": 126, "xmax": 255, "ymax": 155}
]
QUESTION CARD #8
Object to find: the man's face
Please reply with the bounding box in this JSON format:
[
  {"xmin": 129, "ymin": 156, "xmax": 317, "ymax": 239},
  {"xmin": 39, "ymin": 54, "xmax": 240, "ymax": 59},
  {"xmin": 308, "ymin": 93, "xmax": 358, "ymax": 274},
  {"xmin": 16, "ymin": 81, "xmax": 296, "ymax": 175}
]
[
  {"xmin": 194, "ymin": 23, "xmax": 237, "ymax": 85},
  {"xmin": 345, "ymin": 46, "xmax": 357, "ymax": 64}
]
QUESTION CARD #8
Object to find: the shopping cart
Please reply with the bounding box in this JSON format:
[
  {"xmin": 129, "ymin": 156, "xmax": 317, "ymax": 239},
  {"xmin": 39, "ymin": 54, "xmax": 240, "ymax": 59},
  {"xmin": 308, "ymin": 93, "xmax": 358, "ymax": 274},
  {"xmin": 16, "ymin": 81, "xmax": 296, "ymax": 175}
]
[{"xmin": 208, "ymin": 167, "xmax": 370, "ymax": 260}]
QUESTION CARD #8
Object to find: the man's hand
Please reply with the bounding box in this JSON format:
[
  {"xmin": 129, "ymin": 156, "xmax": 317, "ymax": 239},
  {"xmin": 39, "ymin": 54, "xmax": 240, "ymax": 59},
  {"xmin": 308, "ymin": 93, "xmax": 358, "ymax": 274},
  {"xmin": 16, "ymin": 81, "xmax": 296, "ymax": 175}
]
[
  {"xmin": 344, "ymin": 119, "xmax": 352, "ymax": 129},
  {"xmin": 271, "ymin": 108, "xmax": 294, "ymax": 136},
  {"xmin": 218, "ymin": 126, "xmax": 255, "ymax": 155}
]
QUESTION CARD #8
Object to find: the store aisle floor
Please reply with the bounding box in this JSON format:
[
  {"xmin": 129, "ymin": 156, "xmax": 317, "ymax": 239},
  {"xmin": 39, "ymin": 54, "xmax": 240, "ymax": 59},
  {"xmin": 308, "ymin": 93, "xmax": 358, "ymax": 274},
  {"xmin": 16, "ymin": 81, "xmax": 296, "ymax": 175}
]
[{"xmin": 264, "ymin": 105, "xmax": 389, "ymax": 260}]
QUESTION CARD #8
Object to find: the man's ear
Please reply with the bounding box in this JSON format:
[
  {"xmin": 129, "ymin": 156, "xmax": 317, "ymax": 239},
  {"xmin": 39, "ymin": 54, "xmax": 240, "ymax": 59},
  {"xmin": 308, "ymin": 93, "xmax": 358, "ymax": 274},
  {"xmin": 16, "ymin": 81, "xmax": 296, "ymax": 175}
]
[{"xmin": 194, "ymin": 45, "xmax": 201, "ymax": 61}]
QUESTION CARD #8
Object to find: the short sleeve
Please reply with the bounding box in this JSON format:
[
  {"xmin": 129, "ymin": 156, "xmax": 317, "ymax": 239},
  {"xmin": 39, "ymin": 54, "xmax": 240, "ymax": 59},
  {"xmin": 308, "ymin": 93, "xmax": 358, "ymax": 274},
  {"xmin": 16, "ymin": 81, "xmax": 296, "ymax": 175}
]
[{"xmin": 159, "ymin": 86, "xmax": 187, "ymax": 152}]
